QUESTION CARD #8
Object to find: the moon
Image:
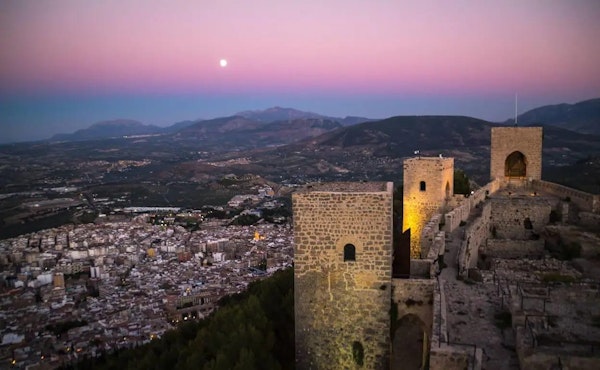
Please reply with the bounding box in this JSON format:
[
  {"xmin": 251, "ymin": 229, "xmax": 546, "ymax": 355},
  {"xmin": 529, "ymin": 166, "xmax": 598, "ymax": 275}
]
[{"xmin": 219, "ymin": 59, "xmax": 228, "ymax": 68}]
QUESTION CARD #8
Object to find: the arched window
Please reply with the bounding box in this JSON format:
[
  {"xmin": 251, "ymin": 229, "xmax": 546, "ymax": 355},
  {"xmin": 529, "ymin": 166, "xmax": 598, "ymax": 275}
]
[
  {"xmin": 344, "ymin": 244, "xmax": 356, "ymax": 261},
  {"xmin": 505, "ymin": 151, "xmax": 527, "ymax": 177},
  {"xmin": 419, "ymin": 181, "xmax": 426, "ymax": 191}
]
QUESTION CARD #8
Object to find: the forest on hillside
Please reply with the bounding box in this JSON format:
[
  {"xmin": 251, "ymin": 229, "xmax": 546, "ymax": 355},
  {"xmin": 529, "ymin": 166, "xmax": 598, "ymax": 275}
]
[{"xmin": 61, "ymin": 269, "xmax": 295, "ymax": 370}]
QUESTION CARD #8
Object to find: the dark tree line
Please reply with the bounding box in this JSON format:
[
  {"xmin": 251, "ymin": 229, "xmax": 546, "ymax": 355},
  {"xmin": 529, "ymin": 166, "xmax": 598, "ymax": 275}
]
[{"xmin": 61, "ymin": 268, "xmax": 294, "ymax": 370}]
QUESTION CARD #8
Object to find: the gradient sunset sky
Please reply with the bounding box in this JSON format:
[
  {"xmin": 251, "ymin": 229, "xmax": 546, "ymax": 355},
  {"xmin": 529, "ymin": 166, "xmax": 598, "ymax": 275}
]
[{"xmin": 1, "ymin": 0, "xmax": 599, "ymax": 143}]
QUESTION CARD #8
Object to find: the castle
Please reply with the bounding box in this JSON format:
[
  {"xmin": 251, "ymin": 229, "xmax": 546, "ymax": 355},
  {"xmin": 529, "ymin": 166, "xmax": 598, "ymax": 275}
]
[{"xmin": 293, "ymin": 126, "xmax": 600, "ymax": 369}]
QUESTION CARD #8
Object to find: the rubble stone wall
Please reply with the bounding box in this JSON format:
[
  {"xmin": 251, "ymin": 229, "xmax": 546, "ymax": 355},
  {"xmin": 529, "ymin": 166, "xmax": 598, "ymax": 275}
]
[
  {"xmin": 458, "ymin": 203, "xmax": 492, "ymax": 278},
  {"xmin": 293, "ymin": 182, "xmax": 393, "ymax": 369},
  {"xmin": 532, "ymin": 179, "xmax": 600, "ymax": 213},
  {"xmin": 392, "ymin": 279, "xmax": 434, "ymax": 336},
  {"xmin": 580, "ymin": 212, "xmax": 600, "ymax": 229},
  {"xmin": 490, "ymin": 197, "xmax": 555, "ymax": 239},
  {"xmin": 444, "ymin": 179, "xmax": 501, "ymax": 233},
  {"xmin": 484, "ymin": 239, "xmax": 545, "ymax": 259}
]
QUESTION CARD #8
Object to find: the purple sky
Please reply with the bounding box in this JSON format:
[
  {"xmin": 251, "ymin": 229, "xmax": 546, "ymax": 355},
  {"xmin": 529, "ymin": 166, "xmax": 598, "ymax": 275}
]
[{"xmin": 1, "ymin": 0, "xmax": 599, "ymax": 143}]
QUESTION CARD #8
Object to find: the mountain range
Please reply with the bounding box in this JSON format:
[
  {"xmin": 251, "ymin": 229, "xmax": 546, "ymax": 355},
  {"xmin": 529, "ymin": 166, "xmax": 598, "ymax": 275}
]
[
  {"xmin": 505, "ymin": 98, "xmax": 600, "ymax": 135},
  {"xmin": 47, "ymin": 99, "xmax": 599, "ymax": 144},
  {"xmin": 48, "ymin": 107, "xmax": 373, "ymax": 143}
]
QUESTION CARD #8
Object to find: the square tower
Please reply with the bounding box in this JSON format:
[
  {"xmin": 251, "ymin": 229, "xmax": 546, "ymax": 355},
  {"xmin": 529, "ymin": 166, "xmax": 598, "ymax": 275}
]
[
  {"xmin": 490, "ymin": 127, "xmax": 543, "ymax": 181},
  {"xmin": 293, "ymin": 182, "xmax": 393, "ymax": 369},
  {"xmin": 402, "ymin": 157, "xmax": 454, "ymax": 258}
]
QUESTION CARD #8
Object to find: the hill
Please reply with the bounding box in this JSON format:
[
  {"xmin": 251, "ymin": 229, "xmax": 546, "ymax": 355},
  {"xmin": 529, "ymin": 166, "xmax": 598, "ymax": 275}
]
[
  {"xmin": 174, "ymin": 115, "xmax": 343, "ymax": 149},
  {"xmin": 236, "ymin": 106, "xmax": 373, "ymax": 126},
  {"xmin": 50, "ymin": 119, "xmax": 163, "ymax": 141},
  {"xmin": 506, "ymin": 98, "xmax": 600, "ymax": 135},
  {"xmin": 241, "ymin": 116, "xmax": 600, "ymax": 185},
  {"xmin": 60, "ymin": 269, "xmax": 295, "ymax": 370}
]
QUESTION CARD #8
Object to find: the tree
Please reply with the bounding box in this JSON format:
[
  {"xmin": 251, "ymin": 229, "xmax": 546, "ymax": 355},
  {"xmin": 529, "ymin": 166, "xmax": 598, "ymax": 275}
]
[{"xmin": 454, "ymin": 169, "xmax": 470, "ymax": 195}]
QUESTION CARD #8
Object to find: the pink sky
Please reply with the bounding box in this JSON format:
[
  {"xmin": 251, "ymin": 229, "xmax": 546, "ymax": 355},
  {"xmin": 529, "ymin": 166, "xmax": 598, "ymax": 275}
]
[{"xmin": 1, "ymin": 0, "xmax": 599, "ymax": 142}]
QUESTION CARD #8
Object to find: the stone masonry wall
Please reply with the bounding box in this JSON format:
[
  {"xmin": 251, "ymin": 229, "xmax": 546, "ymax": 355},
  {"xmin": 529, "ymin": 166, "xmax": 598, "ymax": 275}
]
[
  {"xmin": 421, "ymin": 214, "xmax": 442, "ymax": 258},
  {"xmin": 392, "ymin": 279, "xmax": 434, "ymax": 337},
  {"xmin": 293, "ymin": 182, "xmax": 393, "ymax": 370},
  {"xmin": 490, "ymin": 127, "xmax": 542, "ymax": 181},
  {"xmin": 458, "ymin": 202, "xmax": 492, "ymax": 278},
  {"xmin": 444, "ymin": 179, "xmax": 500, "ymax": 233},
  {"xmin": 484, "ymin": 239, "xmax": 545, "ymax": 259},
  {"xmin": 403, "ymin": 157, "xmax": 454, "ymax": 258},
  {"xmin": 490, "ymin": 197, "xmax": 557, "ymax": 239},
  {"xmin": 532, "ymin": 179, "xmax": 600, "ymax": 214}
]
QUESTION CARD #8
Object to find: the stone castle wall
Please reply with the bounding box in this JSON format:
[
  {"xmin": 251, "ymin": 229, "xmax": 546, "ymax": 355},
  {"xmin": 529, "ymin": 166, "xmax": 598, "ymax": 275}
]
[
  {"xmin": 421, "ymin": 214, "xmax": 442, "ymax": 258},
  {"xmin": 403, "ymin": 157, "xmax": 454, "ymax": 258},
  {"xmin": 392, "ymin": 279, "xmax": 434, "ymax": 336},
  {"xmin": 293, "ymin": 182, "xmax": 393, "ymax": 369},
  {"xmin": 490, "ymin": 196, "xmax": 557, "ymax": 239},
  {"xmin": 532, "ymin": 179, "xmax": 600, "ymax": 213},
  {"xmin": 444, "ymin": 179, "xmax": 501, "ymax": 233},
  {"xmin": 457, "ymin": 202, "xmax": 492, "ymax": 278},
  {"xmin": 490, "ymin": 127, "xmax": 542, "ymax": 181}
]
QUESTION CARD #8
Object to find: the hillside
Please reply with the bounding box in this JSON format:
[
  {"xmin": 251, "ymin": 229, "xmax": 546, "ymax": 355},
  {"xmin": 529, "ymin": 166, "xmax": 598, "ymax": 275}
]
[
  {"xmin": 236, "ymin": 106, "xmax": 373, "ymax": 126},
  {"xmin": 50, "ymin": 119, "xmax": 162, "ymax": 141},
  {"xmin": 238, "ymin": 116, "xmax": 600, "ymax": 185},
  {"xmin": 506, "ymin": 98, "xmax": 600, "ymax": 135},
  {"xmin": 173, "ymin": 115, "xmax": 343, "ymax": 149}
]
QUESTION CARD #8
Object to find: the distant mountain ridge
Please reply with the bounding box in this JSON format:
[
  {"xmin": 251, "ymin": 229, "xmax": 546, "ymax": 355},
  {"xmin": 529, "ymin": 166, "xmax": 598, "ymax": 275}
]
[
  {"xmin": 47, "ymin": 107, "xmax": 365, "ymax": 144},
  {"xmin": 505, "ymin": 98, "xmax": 600, "ymax": 135},
  {"xmin": 50, "ymin": 119, "xmax": 162, "ymax": 141},
  {"xmin": 236, "ymin": 106, "xmax": 374, "ymax": 126},
  {"xmin": 175, "ymin": 115, "xmax": 343, "ymax": 149}
]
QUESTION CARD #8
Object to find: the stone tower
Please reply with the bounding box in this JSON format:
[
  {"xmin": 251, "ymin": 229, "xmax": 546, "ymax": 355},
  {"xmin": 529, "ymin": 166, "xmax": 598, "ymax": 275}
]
[
  {"xmin": 490, "ymin": 127, "xmax": 542, "ymax": 182},
  {"xmin": 402, "ymin": 157, "xmax": 454, "ymax": 258},
  {"xmin": 293, "ymin": 182, "xmax": 394, "ymax": 369}
]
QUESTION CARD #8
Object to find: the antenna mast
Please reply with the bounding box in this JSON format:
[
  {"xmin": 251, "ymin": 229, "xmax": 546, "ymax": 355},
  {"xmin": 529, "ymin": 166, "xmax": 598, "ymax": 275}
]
[{"xmin": 515, "ymin": 93, "xmax": 518, "ymax": 126}]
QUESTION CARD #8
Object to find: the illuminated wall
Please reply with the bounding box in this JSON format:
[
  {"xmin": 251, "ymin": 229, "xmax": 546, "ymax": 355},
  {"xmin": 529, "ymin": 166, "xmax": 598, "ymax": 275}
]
[
  {"xmin": 293, "ymin": 182, "xmax": 393, "ymax": 369},
  {"xmin": 402, "ymin": 157, "xmax": 454, "ymax": 258}
]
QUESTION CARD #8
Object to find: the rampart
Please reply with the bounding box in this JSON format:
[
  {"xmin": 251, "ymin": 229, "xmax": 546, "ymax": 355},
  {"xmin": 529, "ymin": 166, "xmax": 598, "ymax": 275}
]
[
  {"xmin": 457, "ymin": 202, "xmax": 491, "ymax": 279},
  {"xmin": 444, "ymin": 180, "xmax": 500, "ymax": 233},
  {"xmin": 531, "ymin": 179, "xmax": 600, "ymax": 213}
]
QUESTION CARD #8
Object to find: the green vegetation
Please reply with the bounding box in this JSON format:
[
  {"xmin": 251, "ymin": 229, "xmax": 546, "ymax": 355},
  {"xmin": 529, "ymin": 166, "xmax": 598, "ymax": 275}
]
[
  {"xmin": 494, "ymin": 311, "xmax": 512, "ymax": 330},
  {"xmin": 230, "ymin": 214, "xmax": 260, "ymax": 226},
  {"xmin": 61, "ymin": 269, "xmax": 294, "ymax": 370},
  {"xmin": 46, "ymin": 320, "xmax": 88, "ymax": 337},
  {"xmin": 546, "ymin": 239, "xmax": 582, "ymax": 260},
  {"xmin": 540, "ymin": 273, "xmax": 578, "ymax": 284},
  {"xmin": 453, "ymin": 169, "xmax": 470, "ymax": 195}
]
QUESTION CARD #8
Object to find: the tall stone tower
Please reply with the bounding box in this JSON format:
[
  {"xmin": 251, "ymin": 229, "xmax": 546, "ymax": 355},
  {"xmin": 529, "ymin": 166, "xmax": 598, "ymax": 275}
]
[
  {"xmin": 402, "ymin": 157, "xmax": 454, "ymax": 258},
  {"xmin": 490, "ymin": 127, "xmax": 543, "ymax": 182},
  {"xmin": 293, "ymin": 182, "xmax": 394, "ymax": 369}
]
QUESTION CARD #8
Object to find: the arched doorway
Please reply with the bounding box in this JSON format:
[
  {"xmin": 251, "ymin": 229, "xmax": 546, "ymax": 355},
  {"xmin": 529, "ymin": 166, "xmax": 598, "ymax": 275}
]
[
  {"xmin": 391, "ymin": 314, "xmax": 428, "ymax": 370},
  {"xmin": 445, "ymin": 181, "xmax": 451, "ymax": 199},
  {"xmin": 505, "ymin": 151, "xmax": 527, "ymax": 178}
]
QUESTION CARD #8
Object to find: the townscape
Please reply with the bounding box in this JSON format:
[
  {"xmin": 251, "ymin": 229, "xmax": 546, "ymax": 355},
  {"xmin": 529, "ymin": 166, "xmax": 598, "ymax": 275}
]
[{"xmin": 0, "ymin": 200, "xmax": 293, "ymax": 368}]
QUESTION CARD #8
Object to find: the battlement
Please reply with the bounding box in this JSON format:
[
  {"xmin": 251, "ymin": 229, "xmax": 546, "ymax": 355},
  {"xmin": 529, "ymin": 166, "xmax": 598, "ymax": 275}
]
[{"xmin": 296, "ymin": 181, "xmax": 392, "ymax": 194}]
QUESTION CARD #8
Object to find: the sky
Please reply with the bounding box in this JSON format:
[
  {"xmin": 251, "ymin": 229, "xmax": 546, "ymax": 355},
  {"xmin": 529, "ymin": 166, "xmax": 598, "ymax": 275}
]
[{"xmin": 1, "ymin": 0, "xmax": 599, "ymax": 143}]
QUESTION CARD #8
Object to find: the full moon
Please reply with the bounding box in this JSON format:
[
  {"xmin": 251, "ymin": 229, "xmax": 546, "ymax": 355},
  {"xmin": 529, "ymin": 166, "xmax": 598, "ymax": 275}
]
[{"xmin": 219, "ymin": 59, "xmax": 227, "ymax": 67}]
